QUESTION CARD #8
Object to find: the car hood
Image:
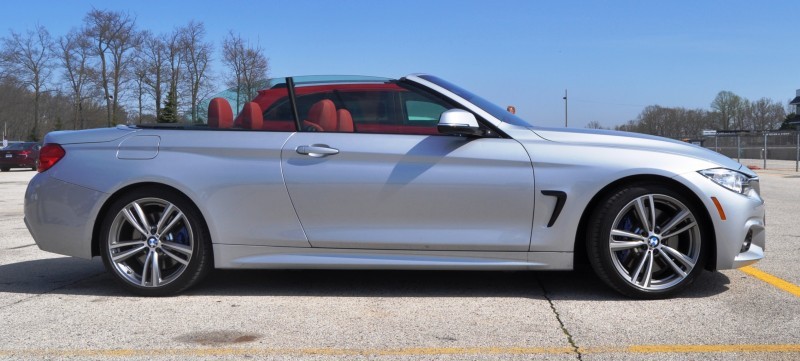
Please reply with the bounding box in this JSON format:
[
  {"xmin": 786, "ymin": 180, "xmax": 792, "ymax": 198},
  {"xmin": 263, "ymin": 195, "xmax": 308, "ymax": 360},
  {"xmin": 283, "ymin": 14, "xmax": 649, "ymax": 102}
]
[
  {"xmin": 44, "ymin": 125, "xmax": 140, "ymax": 145},
  {"xmin": 527, "ymin": 127, "xmax": 753, "ymax": 176}
]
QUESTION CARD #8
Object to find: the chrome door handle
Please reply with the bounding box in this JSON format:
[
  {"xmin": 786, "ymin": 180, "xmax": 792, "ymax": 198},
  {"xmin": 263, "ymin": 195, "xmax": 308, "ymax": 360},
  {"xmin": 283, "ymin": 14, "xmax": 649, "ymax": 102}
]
[{"xmin": 296, "ymin": 144, "xmax": 339, "ymax": 157}]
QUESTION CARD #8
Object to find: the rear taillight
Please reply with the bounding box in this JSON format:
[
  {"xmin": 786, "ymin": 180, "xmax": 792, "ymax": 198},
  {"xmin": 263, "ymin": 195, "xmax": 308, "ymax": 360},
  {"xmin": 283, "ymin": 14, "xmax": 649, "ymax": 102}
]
[
  {"xmin": 20, "ymin": 150, "xmax": 30, "ymax": 156},
  {"xmin": 38, "ymin": 144, "xmax": 65, "ymax": 173}
]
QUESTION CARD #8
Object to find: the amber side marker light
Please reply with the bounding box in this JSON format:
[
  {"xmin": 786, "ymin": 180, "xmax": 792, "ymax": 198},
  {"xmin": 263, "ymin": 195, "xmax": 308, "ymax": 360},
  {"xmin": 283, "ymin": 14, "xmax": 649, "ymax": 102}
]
[
  {"xmin": 711, "ymin": 197, "xmax": 726, "ymax": 221},
  {"xmin": 38, "ymin": 143, "xmax": 65, "ymax": 173}
]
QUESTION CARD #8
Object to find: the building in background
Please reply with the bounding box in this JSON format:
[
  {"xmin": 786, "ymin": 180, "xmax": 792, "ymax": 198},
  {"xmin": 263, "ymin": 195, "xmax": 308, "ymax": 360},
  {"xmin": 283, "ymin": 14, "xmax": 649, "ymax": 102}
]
[{"xmin": 790, "ymin": 89, "xmax": 800, "ymax": 115}]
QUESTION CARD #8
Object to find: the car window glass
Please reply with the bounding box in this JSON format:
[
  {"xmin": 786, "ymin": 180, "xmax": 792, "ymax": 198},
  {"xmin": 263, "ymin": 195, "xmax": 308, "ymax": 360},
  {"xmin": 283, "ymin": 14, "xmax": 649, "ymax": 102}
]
[
  {"xmin": 402, "ymin": 92, "xmax": 449, "ymax": 126},
  {"xmin": 292, "ymin": 81, "xmax": 454, "ymax": 136},
  {"xmin": 336, "ymin": 91, "xmax": 396, "ymax": 125},
  {"xmin": 246, "ymin": 82, "xmax": 296, "ymax": 131},
  {"xmin": 263, "ymin": 93, "xmax": 329, "ymax": 122}
]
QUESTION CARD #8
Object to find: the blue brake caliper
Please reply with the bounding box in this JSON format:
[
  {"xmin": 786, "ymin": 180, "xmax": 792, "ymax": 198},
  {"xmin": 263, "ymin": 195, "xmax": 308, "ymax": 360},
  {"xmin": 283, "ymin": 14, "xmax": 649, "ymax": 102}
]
[
  {"xmin": 617, "ymin": 215, "xmax": 636, "ymax": 262},
  {"xmin": 175, "ymin": 227, "xmax": 190, "ymax": 246}
]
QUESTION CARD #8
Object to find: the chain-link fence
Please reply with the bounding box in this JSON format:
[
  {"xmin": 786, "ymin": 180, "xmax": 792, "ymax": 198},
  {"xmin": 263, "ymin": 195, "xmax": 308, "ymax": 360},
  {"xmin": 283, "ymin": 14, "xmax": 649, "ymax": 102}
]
[{"xmin": 702, "ymin": 131, "xmax": 800, "ymax": 171}]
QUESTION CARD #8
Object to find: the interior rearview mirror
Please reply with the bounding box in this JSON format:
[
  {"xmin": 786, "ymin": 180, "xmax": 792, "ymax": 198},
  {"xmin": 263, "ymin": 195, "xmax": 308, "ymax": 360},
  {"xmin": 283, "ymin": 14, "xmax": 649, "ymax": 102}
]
[{"xmin": 437, "ymin": 109, "xmax": 484, "ymax": 137}]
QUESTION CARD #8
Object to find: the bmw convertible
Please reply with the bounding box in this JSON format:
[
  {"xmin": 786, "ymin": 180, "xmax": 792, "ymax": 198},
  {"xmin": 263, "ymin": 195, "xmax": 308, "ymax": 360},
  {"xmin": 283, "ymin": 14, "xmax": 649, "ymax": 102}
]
[{"xmin": 24, "ymin": 74, "xmax": 765, "ymax": 298}]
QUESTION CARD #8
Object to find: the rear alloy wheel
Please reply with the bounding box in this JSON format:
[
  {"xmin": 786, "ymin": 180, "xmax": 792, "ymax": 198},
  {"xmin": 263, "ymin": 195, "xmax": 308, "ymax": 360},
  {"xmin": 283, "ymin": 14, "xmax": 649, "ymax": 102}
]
[
  {"xmin": 100, "ymin": 188, "xmax": 212, "ymax": 296},
  {"xmin": 587, "ymin": 183, "xmax": 707, "ymax": 299}
]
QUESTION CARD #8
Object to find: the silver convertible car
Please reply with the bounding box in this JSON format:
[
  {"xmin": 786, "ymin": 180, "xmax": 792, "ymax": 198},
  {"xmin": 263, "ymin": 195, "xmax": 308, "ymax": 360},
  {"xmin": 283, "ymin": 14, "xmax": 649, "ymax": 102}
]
[{"xmin": 24, "ymin": 74, "xmax": 765, "ymax": 298}]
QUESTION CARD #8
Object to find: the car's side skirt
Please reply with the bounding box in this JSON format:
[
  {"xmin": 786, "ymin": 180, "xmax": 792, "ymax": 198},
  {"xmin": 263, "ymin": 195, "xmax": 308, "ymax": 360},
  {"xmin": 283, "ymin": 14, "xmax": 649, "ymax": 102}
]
[{"xmin": 213, "ymin": 244, "xmax": 573, "ymax": 270}]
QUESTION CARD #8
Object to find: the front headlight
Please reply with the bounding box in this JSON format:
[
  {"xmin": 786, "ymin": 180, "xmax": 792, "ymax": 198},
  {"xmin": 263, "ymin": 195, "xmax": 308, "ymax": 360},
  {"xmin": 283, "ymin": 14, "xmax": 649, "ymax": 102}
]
[{"xmin": 699, "ymin": 168, "xmax": 757, "ymax": 195}]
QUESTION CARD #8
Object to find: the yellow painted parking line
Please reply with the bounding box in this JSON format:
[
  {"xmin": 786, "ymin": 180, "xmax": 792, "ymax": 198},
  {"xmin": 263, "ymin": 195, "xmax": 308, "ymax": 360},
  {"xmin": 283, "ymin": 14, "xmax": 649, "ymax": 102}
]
[
  {"xmin": 740, "ymin": 265, "xmax": 800, "ymax": 297},
  {"xmin": 623, "ymin": 344, "xmax": 800, "ymax": 354},
  {"xmin": 1, "ymin": 344, "xmax": 799, "ymax": 357}
]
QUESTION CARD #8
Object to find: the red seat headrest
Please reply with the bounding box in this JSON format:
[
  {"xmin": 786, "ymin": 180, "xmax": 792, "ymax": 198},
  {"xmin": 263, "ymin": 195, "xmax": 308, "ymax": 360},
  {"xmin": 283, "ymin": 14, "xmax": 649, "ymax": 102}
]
[
  {"xmin": 307, "ymin": 99, "xmax": 337, "ymax": 131},
  {"xmin": 208, "ymin": 98, "xmax": 233, "ymax": 129},
  {"xmin": 337, "ymin": 109, "xmax": 354, "ymax": 132},
  {"xmin": 239, "ymin": 102, "xmax": 264, "ymax": 130}
]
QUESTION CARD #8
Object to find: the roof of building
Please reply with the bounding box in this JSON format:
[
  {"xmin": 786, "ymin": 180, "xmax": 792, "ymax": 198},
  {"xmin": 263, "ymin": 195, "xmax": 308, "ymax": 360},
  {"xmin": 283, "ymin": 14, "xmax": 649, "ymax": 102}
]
[{"xmin": 791, "ymin": 96, "xmax": 800, "ymax": 105}]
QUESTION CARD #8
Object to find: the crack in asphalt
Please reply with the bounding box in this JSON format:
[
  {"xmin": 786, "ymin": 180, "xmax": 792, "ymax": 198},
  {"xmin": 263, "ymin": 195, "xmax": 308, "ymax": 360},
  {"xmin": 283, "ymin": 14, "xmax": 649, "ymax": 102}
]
[
  {"xmin": 7, "ymin": 243, "xmax": 35, "ymax": 250},
  {"xmin": 536, "ymin": 275, "xmax": 583, "ymax": 361},
  {"xmin": 0, "ymin": 271, "xmax": 106, "ymax": 311}
]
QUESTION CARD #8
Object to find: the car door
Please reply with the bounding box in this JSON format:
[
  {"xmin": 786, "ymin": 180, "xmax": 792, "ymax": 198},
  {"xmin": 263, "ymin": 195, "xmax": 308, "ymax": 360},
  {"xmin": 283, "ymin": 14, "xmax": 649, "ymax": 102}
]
[{"xmin": 280, "ymin": 80, "xmax": 534, "ymax": 251}]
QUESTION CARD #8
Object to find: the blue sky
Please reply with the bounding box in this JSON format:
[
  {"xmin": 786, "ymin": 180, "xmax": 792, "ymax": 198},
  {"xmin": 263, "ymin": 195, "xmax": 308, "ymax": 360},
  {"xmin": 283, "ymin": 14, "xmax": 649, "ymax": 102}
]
[{"xmin": 1, "ymin": 0, "xmax": 798, "ymax": 128}]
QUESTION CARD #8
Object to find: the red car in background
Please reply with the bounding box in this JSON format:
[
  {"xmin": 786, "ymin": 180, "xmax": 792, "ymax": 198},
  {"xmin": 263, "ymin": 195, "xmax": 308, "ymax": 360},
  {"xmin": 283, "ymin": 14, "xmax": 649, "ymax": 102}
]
[{"xmin": 0, "ymin": 142, "xmax": 41, "ymax": 171}]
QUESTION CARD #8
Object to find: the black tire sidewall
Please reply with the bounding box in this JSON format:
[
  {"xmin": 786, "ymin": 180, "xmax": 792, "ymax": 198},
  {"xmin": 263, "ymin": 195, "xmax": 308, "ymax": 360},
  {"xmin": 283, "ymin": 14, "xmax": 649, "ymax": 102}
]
[
  {"xmin": 99, "ymin": 187, "xmax": 212, "ymax": 296},
  {"xmin": 586, "ymin": 183, "xmax": 709, "ymax": 299}
]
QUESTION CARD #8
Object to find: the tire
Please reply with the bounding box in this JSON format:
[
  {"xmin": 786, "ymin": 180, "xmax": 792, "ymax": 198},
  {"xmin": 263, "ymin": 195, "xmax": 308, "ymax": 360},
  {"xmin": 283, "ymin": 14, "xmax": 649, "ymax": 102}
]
[
  {"xmin": 586, "ymin": 183, "xmax": 708, "ymax": 299},
  {"xmin": 99, "ymin": 187, "xmax": 213, "ymax": 296},
  {"xmin": 0, "ymin": 167, "xmax": 9, "ymax": 172},
  {"xmin": 31, "ymin": 161, "xmax": 39, "ymax": 171}
]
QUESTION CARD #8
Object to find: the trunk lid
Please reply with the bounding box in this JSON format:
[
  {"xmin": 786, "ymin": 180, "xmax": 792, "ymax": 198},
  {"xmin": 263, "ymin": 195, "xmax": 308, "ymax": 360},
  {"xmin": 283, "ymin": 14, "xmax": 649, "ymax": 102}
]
[{"xmin": 43, "ymin": 125, "xmax": 139, "ymax": 145}]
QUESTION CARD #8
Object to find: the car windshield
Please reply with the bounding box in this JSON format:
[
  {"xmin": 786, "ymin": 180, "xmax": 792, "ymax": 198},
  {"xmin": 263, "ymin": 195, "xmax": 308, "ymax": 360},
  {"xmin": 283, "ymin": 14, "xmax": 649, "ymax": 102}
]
[
  {"xmin": 4, "ymin": 143, "xmax": 28, "ymax": 150},
  {"xmin": 418, "ymin": 75, "xmax": 535, "ymax": 128}
]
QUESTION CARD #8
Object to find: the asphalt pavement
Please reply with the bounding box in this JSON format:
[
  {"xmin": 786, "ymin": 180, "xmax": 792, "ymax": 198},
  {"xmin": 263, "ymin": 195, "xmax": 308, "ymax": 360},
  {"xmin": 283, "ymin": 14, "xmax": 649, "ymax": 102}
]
[{"xmin": 1, "ymin": 169, "xmax": 798, "ymax": 360}]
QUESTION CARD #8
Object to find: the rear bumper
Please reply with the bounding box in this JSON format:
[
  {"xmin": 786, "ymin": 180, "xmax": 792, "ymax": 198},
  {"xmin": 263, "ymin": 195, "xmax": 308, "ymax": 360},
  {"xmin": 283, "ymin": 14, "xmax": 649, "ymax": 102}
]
[
  {"xmin": 25, "ymin": 173, "xmax": 106, "ymax": 259},
  {"xmin": 0, "ymin": 157, "xmax": 35, "ymax": 168}
]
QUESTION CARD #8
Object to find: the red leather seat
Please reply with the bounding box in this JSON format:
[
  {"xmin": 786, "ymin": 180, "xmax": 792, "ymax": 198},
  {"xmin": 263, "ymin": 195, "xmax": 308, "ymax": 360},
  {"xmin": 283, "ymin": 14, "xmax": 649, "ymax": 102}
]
[
  {"xmin": 238, "ymin": 102, "xmax": 264, "ymax": 130},
  {"xmin": 208, "ymin": 98, "xmax": 233, "ymax": 129},
  {"xmin": 306, "ymin": 99, "xmax": 337, "ymax": 131},
  {"xmin": 337, "ymin": 109, "xmax": 354, "ymax": 132}
]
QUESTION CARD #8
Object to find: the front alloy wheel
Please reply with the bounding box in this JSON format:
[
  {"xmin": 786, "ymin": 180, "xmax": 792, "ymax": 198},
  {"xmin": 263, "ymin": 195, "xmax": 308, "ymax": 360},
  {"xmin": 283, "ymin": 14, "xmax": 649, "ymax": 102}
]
[
  {"xmin": 100, "ymin": 188, "xmax": 212, "ymax": 296},
  {"xmin": 587, "ymin": 183, "xmax": 707, "ymax": 299}
]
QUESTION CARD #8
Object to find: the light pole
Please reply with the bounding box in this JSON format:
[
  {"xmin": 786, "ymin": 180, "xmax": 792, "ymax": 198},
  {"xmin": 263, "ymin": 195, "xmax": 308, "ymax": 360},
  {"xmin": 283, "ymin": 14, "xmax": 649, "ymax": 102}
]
[{"xmin": 563, "ymin": 89, "xmax": 568, "ymax": 127}]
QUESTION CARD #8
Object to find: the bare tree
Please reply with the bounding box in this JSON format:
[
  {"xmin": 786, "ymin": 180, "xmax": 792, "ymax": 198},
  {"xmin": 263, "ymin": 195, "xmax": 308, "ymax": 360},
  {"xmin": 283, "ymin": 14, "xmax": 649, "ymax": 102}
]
[
  {"xmin": 108, "ymin": 19, "xmax": 140, "ymax": 124},
  {"xmin": 585, "ymin": 120, "xmax": 604, "ymax": 129},
  {"xmin": 0, "ymin": 25, "xmax": 55, "ymax": 140},
  {"xmin": 749, "ymin": 98, "xmax": 785, "ymax": 131},
  {"xmin": 161, "ymin": 29, "xmax": 183, "ymax": 122},
  {"xmin": 678, "ymin": 108, "xmax": 714, "ymax": 137},
  {"xmin": 222, "ymin": 32, "xmax": 244, "ymax": 110},
  {"xmin": 635, "ymin": 105, "xmax": 670, "ymax": 136},
  {"xmin": 618, "ymin": 92, "xmax": 789, "ymax": 138},
  {"xmin": 711, "ymin": 91, "xmax": 744, "ymax": 130},
  {"xmin": 84, "ymin": 9, "xmax": 137, "ymax": 126},
  {"xmin": 0, "ymin": 78, "xmax": 31, "ymax": 140},
  {"xmin": 733, "ymin": 98, "xmax": 750, "ymax": 131},
  {"xmin": 223, "ymin": 32, "xmax": 269, "ymax": 110},
  {"xmin": 140, "ymin": 31, "xmax": 167, "ymax": 120},
  {"xmin": 179, "ymin": 21, "xmax": 212, "ymax": 123},
  {"xmin": 57, "ymin": 29, "xmax": 93, "ymax": 129},
  {"xmin": 240, "ymin": 44, "xmax": 268, "ymax": 106},
  {"xmin": 131, "ymin": 55, "xmax": 148, "ymax": 124},
  {"xmin": 617, "ymin": 105, "xmax": 716, "ymax": 139}
]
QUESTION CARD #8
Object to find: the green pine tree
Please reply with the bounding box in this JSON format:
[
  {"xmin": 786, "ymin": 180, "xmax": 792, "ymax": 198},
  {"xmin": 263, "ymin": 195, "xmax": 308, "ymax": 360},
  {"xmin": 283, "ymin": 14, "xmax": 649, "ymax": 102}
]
[
  {"xmin": 159, "ymin": 89, "xmax": 178, "ymax": 123},
  {"xmin": 54, "ymin": 116, "xmax": 63, "ymax": 131},
  {"xmin": 780, "ymin": 113, "xmax": 798, "ymax": 130}
]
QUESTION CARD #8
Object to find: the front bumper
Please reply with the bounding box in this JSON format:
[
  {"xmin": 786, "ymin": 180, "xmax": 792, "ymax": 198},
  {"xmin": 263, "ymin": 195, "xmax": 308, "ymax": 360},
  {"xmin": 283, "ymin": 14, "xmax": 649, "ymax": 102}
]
[{"xmin": 676, "ymin": 171, "xmax": 765, "ymax": 270}]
